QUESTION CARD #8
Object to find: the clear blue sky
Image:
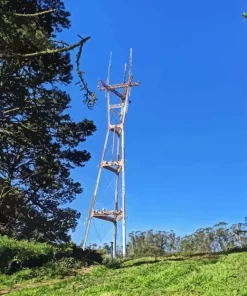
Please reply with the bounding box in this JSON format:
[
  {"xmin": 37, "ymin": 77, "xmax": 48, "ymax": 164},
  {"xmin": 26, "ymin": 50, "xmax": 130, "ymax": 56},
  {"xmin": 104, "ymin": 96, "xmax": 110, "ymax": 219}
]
[{"xmin": 60, "ymin": 0, "xmax": 247, "ymax": 246}]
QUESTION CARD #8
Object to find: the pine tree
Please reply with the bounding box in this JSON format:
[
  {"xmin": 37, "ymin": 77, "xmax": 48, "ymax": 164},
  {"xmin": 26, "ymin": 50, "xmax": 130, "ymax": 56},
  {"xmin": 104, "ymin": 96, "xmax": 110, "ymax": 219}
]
[{"xmin": 0, "ymin": 0, "xmax": 96, "ymax": 243}]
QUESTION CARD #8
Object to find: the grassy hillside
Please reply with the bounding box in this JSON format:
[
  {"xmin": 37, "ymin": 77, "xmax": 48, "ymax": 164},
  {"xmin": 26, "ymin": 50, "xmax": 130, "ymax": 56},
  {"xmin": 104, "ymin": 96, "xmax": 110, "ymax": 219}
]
[{"xmin": 1, "ymin": 252, "xmax": 247, "ymax": 296}]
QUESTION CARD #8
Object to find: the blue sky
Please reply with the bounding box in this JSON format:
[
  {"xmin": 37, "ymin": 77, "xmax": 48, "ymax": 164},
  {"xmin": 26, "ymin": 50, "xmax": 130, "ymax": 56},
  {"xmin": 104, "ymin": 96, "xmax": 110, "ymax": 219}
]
[{"xmin": 60, "ymin": 0, "xmax": 247, "ymax": 246}]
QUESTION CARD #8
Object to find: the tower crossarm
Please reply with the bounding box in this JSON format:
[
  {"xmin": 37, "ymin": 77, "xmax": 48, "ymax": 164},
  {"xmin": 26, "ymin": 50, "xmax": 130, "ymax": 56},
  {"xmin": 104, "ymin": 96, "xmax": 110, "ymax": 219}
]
[
  {"xmin": 101, "ymin": 160, "xmax": 122, "ymax": 174},
  {"xmin": 98, "ymin": 80, "xmax": 141, "ymax": 91},
  {"xmin": 109, "ymin": 104, "xmax": 122, "ymax": 109},
  {"xmin": 97, "ymin": 79, "xmax": 141, "ymax": 100},
  {"xmin": 92, "ymin": 209, "xmax": 123, "ymax": 223}
]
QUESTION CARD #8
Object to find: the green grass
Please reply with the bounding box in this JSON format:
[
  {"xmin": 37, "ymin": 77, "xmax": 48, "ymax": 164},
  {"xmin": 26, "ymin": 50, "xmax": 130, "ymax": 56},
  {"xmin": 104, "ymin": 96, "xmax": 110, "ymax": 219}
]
[
  {"xmin": 2, "ymin": 252, "xmax": 247, "ymax": 295},
  {"xmin": 0, "ymin": 259, "xmax": 87, "ymax": 291},
  {"xmin": 0, "ymin": 267, "xmax": 73, "ymax": 290}
]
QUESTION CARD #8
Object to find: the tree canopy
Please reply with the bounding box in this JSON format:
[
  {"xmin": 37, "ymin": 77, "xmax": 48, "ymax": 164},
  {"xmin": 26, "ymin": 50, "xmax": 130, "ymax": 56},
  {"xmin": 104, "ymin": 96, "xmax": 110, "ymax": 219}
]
[
  {"xmin": 126, "ymin": 221, "xmax": 247, "ymax": 257},
  {"xmin": 0, "ymin": 0, "xmax": 96, "ymax": 243}
]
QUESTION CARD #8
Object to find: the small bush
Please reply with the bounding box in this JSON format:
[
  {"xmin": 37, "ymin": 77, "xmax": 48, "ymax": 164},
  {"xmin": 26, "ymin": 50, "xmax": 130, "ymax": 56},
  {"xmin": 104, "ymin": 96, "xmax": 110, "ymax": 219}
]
[
  {"xmin": 36, "ymin": 258, "xmax": 85, "ymax": 278},
  {"xmin": 0, "ymin": 258, "xmax": 92, "ymax": 288},
  {"xmin": 0, "ymin": 235, "xmax": 102, "ymax": 274},
  {"xmin": 103, "ymin": 257, "xmax": 122, "ymax": 269}
]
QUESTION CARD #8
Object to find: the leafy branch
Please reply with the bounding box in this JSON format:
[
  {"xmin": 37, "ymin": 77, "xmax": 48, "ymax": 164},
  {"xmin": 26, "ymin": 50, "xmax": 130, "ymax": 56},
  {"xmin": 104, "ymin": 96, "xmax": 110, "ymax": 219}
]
[
  {"xmin": 1, "ymin": 36, "xmax": 96, "ymax": 107},
  {"xmin": 76, "ymin": 35, "xmax": 96, "ymax": 108},
  {"xmin": 0, "ymin": 38, "xmax": 90, "ymax": 59},
  {"xmin": 0, "ymin": 9, "xmax": 56, "ymax": 17},
  {"xmin": 0, "ymin": 9, "xmax": 96, "ymax": 108}
]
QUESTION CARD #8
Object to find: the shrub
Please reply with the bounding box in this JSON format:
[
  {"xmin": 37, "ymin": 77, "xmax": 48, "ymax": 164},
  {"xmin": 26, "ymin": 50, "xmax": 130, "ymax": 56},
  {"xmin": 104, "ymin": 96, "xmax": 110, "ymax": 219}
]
[
  {"xmin": 103, "ymin": 257, "xmax": 122, "ymax": 269},
  {"xmin": 0, "ymin": 235, "xmax": 102, "ymax": 274}
]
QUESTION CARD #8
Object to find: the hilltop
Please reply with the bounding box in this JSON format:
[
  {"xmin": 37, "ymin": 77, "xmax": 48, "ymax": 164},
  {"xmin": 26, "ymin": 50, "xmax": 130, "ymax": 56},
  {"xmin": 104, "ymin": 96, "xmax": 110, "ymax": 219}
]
[{"xmin": 1, "ymin": 252, "xmax": 247, "ymax": 295}]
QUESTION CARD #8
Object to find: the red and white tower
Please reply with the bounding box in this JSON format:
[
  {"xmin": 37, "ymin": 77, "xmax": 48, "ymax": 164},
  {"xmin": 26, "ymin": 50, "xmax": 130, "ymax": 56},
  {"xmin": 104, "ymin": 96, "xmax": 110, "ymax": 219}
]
[{"xmin": 82, "ymin": 49, "xmax": 140, "ymax": 257}]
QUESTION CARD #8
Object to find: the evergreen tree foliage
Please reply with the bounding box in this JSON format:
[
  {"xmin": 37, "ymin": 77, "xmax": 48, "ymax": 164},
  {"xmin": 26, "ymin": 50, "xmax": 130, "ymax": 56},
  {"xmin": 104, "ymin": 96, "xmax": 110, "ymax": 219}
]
[{"xmin": 0, "ymin": 0, "xmax": 96, "ymax": 243}]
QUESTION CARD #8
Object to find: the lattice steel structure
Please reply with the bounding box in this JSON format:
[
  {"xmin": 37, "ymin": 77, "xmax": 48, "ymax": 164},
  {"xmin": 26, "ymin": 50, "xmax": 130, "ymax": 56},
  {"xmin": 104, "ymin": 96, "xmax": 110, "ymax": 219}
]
[{"xmin": 81, "ymin": 49, "xmax": 140, "ymax": 257}]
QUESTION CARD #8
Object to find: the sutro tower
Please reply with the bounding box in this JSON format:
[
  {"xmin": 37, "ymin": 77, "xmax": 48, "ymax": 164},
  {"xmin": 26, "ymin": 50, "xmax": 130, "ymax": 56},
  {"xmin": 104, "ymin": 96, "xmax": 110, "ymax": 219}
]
[{"xmin": 82, "ymin": 49, "xmax": 140, "ymax": 257}]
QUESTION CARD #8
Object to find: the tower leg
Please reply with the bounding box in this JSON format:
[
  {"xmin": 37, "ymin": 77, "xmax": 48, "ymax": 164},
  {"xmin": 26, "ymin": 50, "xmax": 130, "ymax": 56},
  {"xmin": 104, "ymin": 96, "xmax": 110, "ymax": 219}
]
[
  {"xmin": 113, "ymin": 135, "xmax": 120, "ymax": 258},
  {"xmin": 82, "ymin": 216, "xmax": 92, "ymax": 250},
  {"xmin": 82, "ymin": 130, "xmax": 110, "ymax": 249},
  {"xmin": 113, "ymin": 222, "xmax": 117, "ymax": 258},
  {"xmin": 121, "ymin": 129, "xmax": 127, "ymax": 257}
]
